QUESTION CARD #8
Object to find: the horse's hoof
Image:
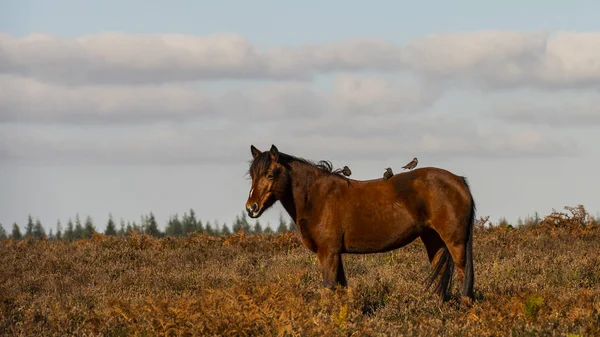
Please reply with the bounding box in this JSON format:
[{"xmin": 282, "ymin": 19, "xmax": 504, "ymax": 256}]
[{"xmin": 460, "ymin": 296, "xmax": 474, "ymax": 306}]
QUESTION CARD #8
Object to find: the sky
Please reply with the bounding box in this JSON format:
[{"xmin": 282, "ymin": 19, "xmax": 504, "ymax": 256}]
[{"xmin": 1, "ymin": 0, "xmax": 599, "ymax": 233}]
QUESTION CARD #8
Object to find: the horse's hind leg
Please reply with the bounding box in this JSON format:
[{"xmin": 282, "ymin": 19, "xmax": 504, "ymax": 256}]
[
  {"xmin": 429, "ymin": 226, "xmax": 474, "ymax": 302},
  {"xmin": 421, "ymin": 229, "xmax": 454, "ymax": 300},
  {"xmin": 317, "ymin": 248, "xmax": 347, "ymax": 289}
]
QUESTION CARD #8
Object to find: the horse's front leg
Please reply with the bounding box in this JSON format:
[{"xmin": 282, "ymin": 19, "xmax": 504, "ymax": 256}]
[{"xmin": 317, "ymin": 248, "xmax": 347, "ymax": 289}]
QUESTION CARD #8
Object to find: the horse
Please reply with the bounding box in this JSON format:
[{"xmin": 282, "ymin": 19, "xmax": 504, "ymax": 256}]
[{"xmin": 245, "ymin": 144, "xmax": 476, "ymax": 302}]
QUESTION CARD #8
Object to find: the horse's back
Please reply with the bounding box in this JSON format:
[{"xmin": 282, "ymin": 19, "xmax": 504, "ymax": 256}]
[{"xmin": 328, "ymin": 167, "xmax": 472, "ymax": 253}]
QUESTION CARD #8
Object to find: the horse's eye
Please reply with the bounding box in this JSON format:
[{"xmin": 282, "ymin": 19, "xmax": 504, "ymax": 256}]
[{"xmin": 267, "ymin": 173, "xmax": 274, "ymax": 180}]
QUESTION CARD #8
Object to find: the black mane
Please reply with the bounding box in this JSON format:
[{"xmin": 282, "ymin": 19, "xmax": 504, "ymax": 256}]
[{"xmin": 249, "ymin": 151, "xmax": 347, "ymax": 179}]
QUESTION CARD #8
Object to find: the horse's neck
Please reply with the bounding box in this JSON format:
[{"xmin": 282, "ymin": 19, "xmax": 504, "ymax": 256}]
[{"xmin": 280, "ymin": 163, "xmax": 324, "ymax": 223}]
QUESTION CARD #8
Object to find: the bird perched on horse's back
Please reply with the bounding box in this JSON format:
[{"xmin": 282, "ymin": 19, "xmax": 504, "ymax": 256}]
[
  {"xmin": 402, "ymin": 157, "xmax": 418, "ymax": 170},
  {"xmin": 341, "ymin": 166, "xmax": 351, "ymax": 177},
  {"xmin": 383, "ymin": 167, "xmax": 394, "ymax": 181}
]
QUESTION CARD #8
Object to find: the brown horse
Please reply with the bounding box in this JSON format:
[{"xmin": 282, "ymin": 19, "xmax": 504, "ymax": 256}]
[{"xmin": 245, "ymin": 144, "xmax": 476, "ymax": 301}]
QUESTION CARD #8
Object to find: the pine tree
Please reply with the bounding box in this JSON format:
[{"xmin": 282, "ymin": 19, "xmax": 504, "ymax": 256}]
[
  {"xmin": 131, "ymin": 221, "xmax": 140, "ymax": 233},
  {"xmin": 189, "ymin": 209, "xmax": 202, "ymax": 232},
  {"xmin": 83, "ymin": 215, "xmax": 96, "ymax": 239},
  {"xmin": 74, "ymin": 214, "xmax": 84, "ymax": 239},
  {"xmin": 25, "ymin": 215, "xmax": 34, "ymax": 237},
  {"xmin": 48, "ymin": 229, "xmax": 54, "ymax": 240},
  {"xmin": 55, "ymin": 220, "xmax": 63, "ymax": 240},
  {"xmin": 118, "ymin": 219, "xmax": 126, "ymax": 236},
  {"xmin": 221, "ymin": 223, "xmax": 232, "ymax": 236},
  {"xmin": 253, "ymin": 220, "xmax": 263, "ymax": 234},
  {"xmin": 232, "ymin": 215, "xmax": 242, "ymax": 233},
  {"xmin": 205, "ymin": 221, "xmax": 214, "ymax": 236},
  {"xmin": 145, "ymin": 212, "xmax": 162, "ymax": 237},
  {"xmin": 33, "ymin": 218, "xmax": 46, "ymax": 239},
  {"xmin": 277, "ymin": 213, "xmax": 288, "ymax": 233},
  {"xmin": 240, "ymin": 212, "xmax": 251, "ymax": 234},
  {"xmin": 264, "ymin": 222, "xmax": 274, "ymax": 234},
  {"xmin": 65, "ymin": 218, "xmax": 74, "ymax": 241},
  {"xmin": 11, "ymin": 223, "xmax": 22, "ymax": 240},
  {"xmin": 0, "ymin": 223, "xmax": 7, "ymax": 239},
  {"xmin": 165, "ymin": 214, "xmax": 183, "ymax": 237},
  {"xmin": 105, "ymin": 213, "xmax": 117, "ymax": 236},
  {"xmin": 181, "ymin": 212, "xmax": 196, "ymax": 235}
]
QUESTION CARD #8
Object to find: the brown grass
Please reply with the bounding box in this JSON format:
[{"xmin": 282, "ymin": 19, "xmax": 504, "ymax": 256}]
[{"xmin": 1, "ymin": 206, "xmax": 599, "ymax": 336}]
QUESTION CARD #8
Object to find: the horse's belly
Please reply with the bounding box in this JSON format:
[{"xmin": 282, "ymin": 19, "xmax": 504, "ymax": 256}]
[{"xmin": 342, "ymin": 219, "xmax": 421, "ymax": 254}]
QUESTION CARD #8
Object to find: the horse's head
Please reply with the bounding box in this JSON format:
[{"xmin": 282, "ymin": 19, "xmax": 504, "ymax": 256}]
[{"xmin": 245, "ymin": 144, "xmax": 289, "ymax": 218}]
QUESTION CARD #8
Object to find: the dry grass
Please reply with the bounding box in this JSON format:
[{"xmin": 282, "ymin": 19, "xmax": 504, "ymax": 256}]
[{"xmin": 1, "ymin": 206, "xmax": 599, "ymax": 336}]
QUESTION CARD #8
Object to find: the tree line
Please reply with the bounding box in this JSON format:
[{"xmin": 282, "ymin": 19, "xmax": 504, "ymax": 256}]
[{"xmin": 0, "ymin": 209, "xmax": 297, "ymax": 240}]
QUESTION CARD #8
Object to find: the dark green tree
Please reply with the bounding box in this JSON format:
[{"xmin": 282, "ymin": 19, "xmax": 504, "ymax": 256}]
[
  {"xmin": 11, "ymin": 223, "xmax": 22, "ymax": 240},
  {"xmin": 232, "ymin": 215, "xmax": 242, "ymax": 233},
  {"xmin": 105, "ymin": 213, "xmax": 117, "ymax": 236},
  {"xmin": 277, "ymin": 213, "xmax": 288, "ymax": 233},
  {"xmin": 25, "ymin": 215, "xmax": 35, "ymax": 237},
  {"xmin": 131, "ymin": 221, "xmax": 140, "ymax": 233},
  {"xmin": 0, "ymin": 223, "xmax": 7, "ymax": 239},
  {"xmin": 221, "ymin": 223, "xmax": 231, "ymax": 236},
  {"xmin": 264, "ymin": 223, "xmax": 274, "ymax": 234},
  {"xmin": 221, "ymin": 222, "xmax": 231, "ymax": 236},
  {"xmin": 181, "ymin": 211, "xmax": 197, "ymax": 235},
  {"xmin": 165, "ymin": 214, "xmax": 183, "ymax": 237},
  {"xmin": 118, "ymin": 219, "xmax": 126, "ymax": 236},
  {"xmin": 145, "ymin": 212, "xmax": 162, "ymax": 237},
  {"xmin": 64, "ymin": 218, "xmax": 74, "ymax": 241},
  {"xmin": 253, "ymin": 220, "xmax": 263, "ymax": 234},
  {"xmin": 73, "ymin": 214, "xmax": 84, "ymax": 239},
  {"xmin": 55, "ymin": 220, "xmax": 63, "ymax": 240},
  {"xmin": 83, "ymin": 215, "xmax": 96, "ymax": 239},
  {"xmin": 206, "ymin": 221, "xmax": 216, "ymax": 236},
  {"xmin": 33, "ymin": 218, "xmax": 46, "ymax": 239},
  {"xmin": 189, "ymin": 209, "xmax": 202, "ymax": 232},
  {"xmin": 240, "ymin": 212, "xmax": 251, "ymax": 234}
]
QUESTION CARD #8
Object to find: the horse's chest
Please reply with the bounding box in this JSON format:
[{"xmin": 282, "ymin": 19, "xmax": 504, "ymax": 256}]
[{"xmin": 297, "ymin": 218, "xmax": 318, "ymax": 253}]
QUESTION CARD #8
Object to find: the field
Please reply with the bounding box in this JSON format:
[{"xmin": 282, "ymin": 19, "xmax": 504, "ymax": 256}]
[{"xmin": 1, "ymin": 206, "xmax": 599, "ymax": 336}]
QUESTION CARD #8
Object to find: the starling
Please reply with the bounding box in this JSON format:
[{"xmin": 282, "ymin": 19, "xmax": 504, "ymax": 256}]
[
  {"xmin": 383, "ymin": 167, "xmax": 394, "ymax": 181},
  {"xmin": 402, "ymin": 157, "xmax": 418, "ymax": 170},
  {"xmin": 341, "ymin": 166, "xmax": 352, "ymax": 177}
]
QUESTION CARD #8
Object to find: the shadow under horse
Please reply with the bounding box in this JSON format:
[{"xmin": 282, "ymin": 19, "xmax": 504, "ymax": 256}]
[{"xmin": 245, "ymin": 145, "xmax": 476, "ymax": 302}]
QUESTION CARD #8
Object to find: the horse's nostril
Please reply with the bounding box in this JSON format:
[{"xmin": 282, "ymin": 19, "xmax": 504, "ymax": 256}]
[{"xmin": 251, "ymin": 203, "xmax": 258, "ymax": 212}]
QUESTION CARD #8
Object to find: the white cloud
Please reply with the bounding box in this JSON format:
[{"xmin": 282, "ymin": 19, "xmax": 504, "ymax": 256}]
[
  {"xmin": 0, "ymin": 75, "xmax": 215, "ymax": 124},
  {"xmin": 0, "ymin": 74, "xmax": 437, "ymax": 125},
  {"xmin": 2, "ymin": 31, "xmax": 600, "ymax": 88},
  {"xmin": 0, "ymin": 30, "xmax": 592, "ymax": 165},
  {"xmin": 400, "ymin": 31, "xmax": 600, "ymax": 89}
]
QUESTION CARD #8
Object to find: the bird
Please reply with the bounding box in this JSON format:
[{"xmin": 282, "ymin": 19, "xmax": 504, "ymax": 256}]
[
  {"xmin": 383, "ymin": 167, "xmax": 394, "ymax": 181},
  {"xmin": 341, "ymin": 166, "xmax": 352, "ymax": 177},
  {"xmin": 402, "ymin": 157, "xmax": 418, "ymax": 170}
]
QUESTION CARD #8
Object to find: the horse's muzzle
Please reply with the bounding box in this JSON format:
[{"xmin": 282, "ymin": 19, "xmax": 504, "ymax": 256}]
[{"xmin": 246, "ymin": 203, "xmax": 259, "ymax": 218}]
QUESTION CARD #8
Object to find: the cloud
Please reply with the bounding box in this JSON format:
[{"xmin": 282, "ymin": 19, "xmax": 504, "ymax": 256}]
[
  {"xmin": 0, "ymin": 75, "xmax": 216, "ymax": 124},
  {"xmin": 399, "ymin": 31, "xmax": 600, "ymax": 90},
  {"xmin": 2, "ymin": 31, "xmax": 600, "ymax": 89},
  {"xmin": 0, "ymin": 74, "xmax": 437, "ymax": 125}
]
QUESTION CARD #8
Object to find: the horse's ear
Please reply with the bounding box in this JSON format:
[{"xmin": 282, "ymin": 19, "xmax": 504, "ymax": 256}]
[
  {"xmin": 250, "ymin": 145, "xmax": 261, "ymax": 158},
  {"xmin": 269, "ymin": 144, "xmax": 279, "ymax": 162}
]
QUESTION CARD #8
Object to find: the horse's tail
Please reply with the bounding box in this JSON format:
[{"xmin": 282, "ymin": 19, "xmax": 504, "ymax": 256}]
[
  {"xmin": 461, "ymin": 176, "xmax": 476, "ymax": 299},
  {"xmin": 425, "ymin": 246, "xmax": 455, "ymax": 301}
]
